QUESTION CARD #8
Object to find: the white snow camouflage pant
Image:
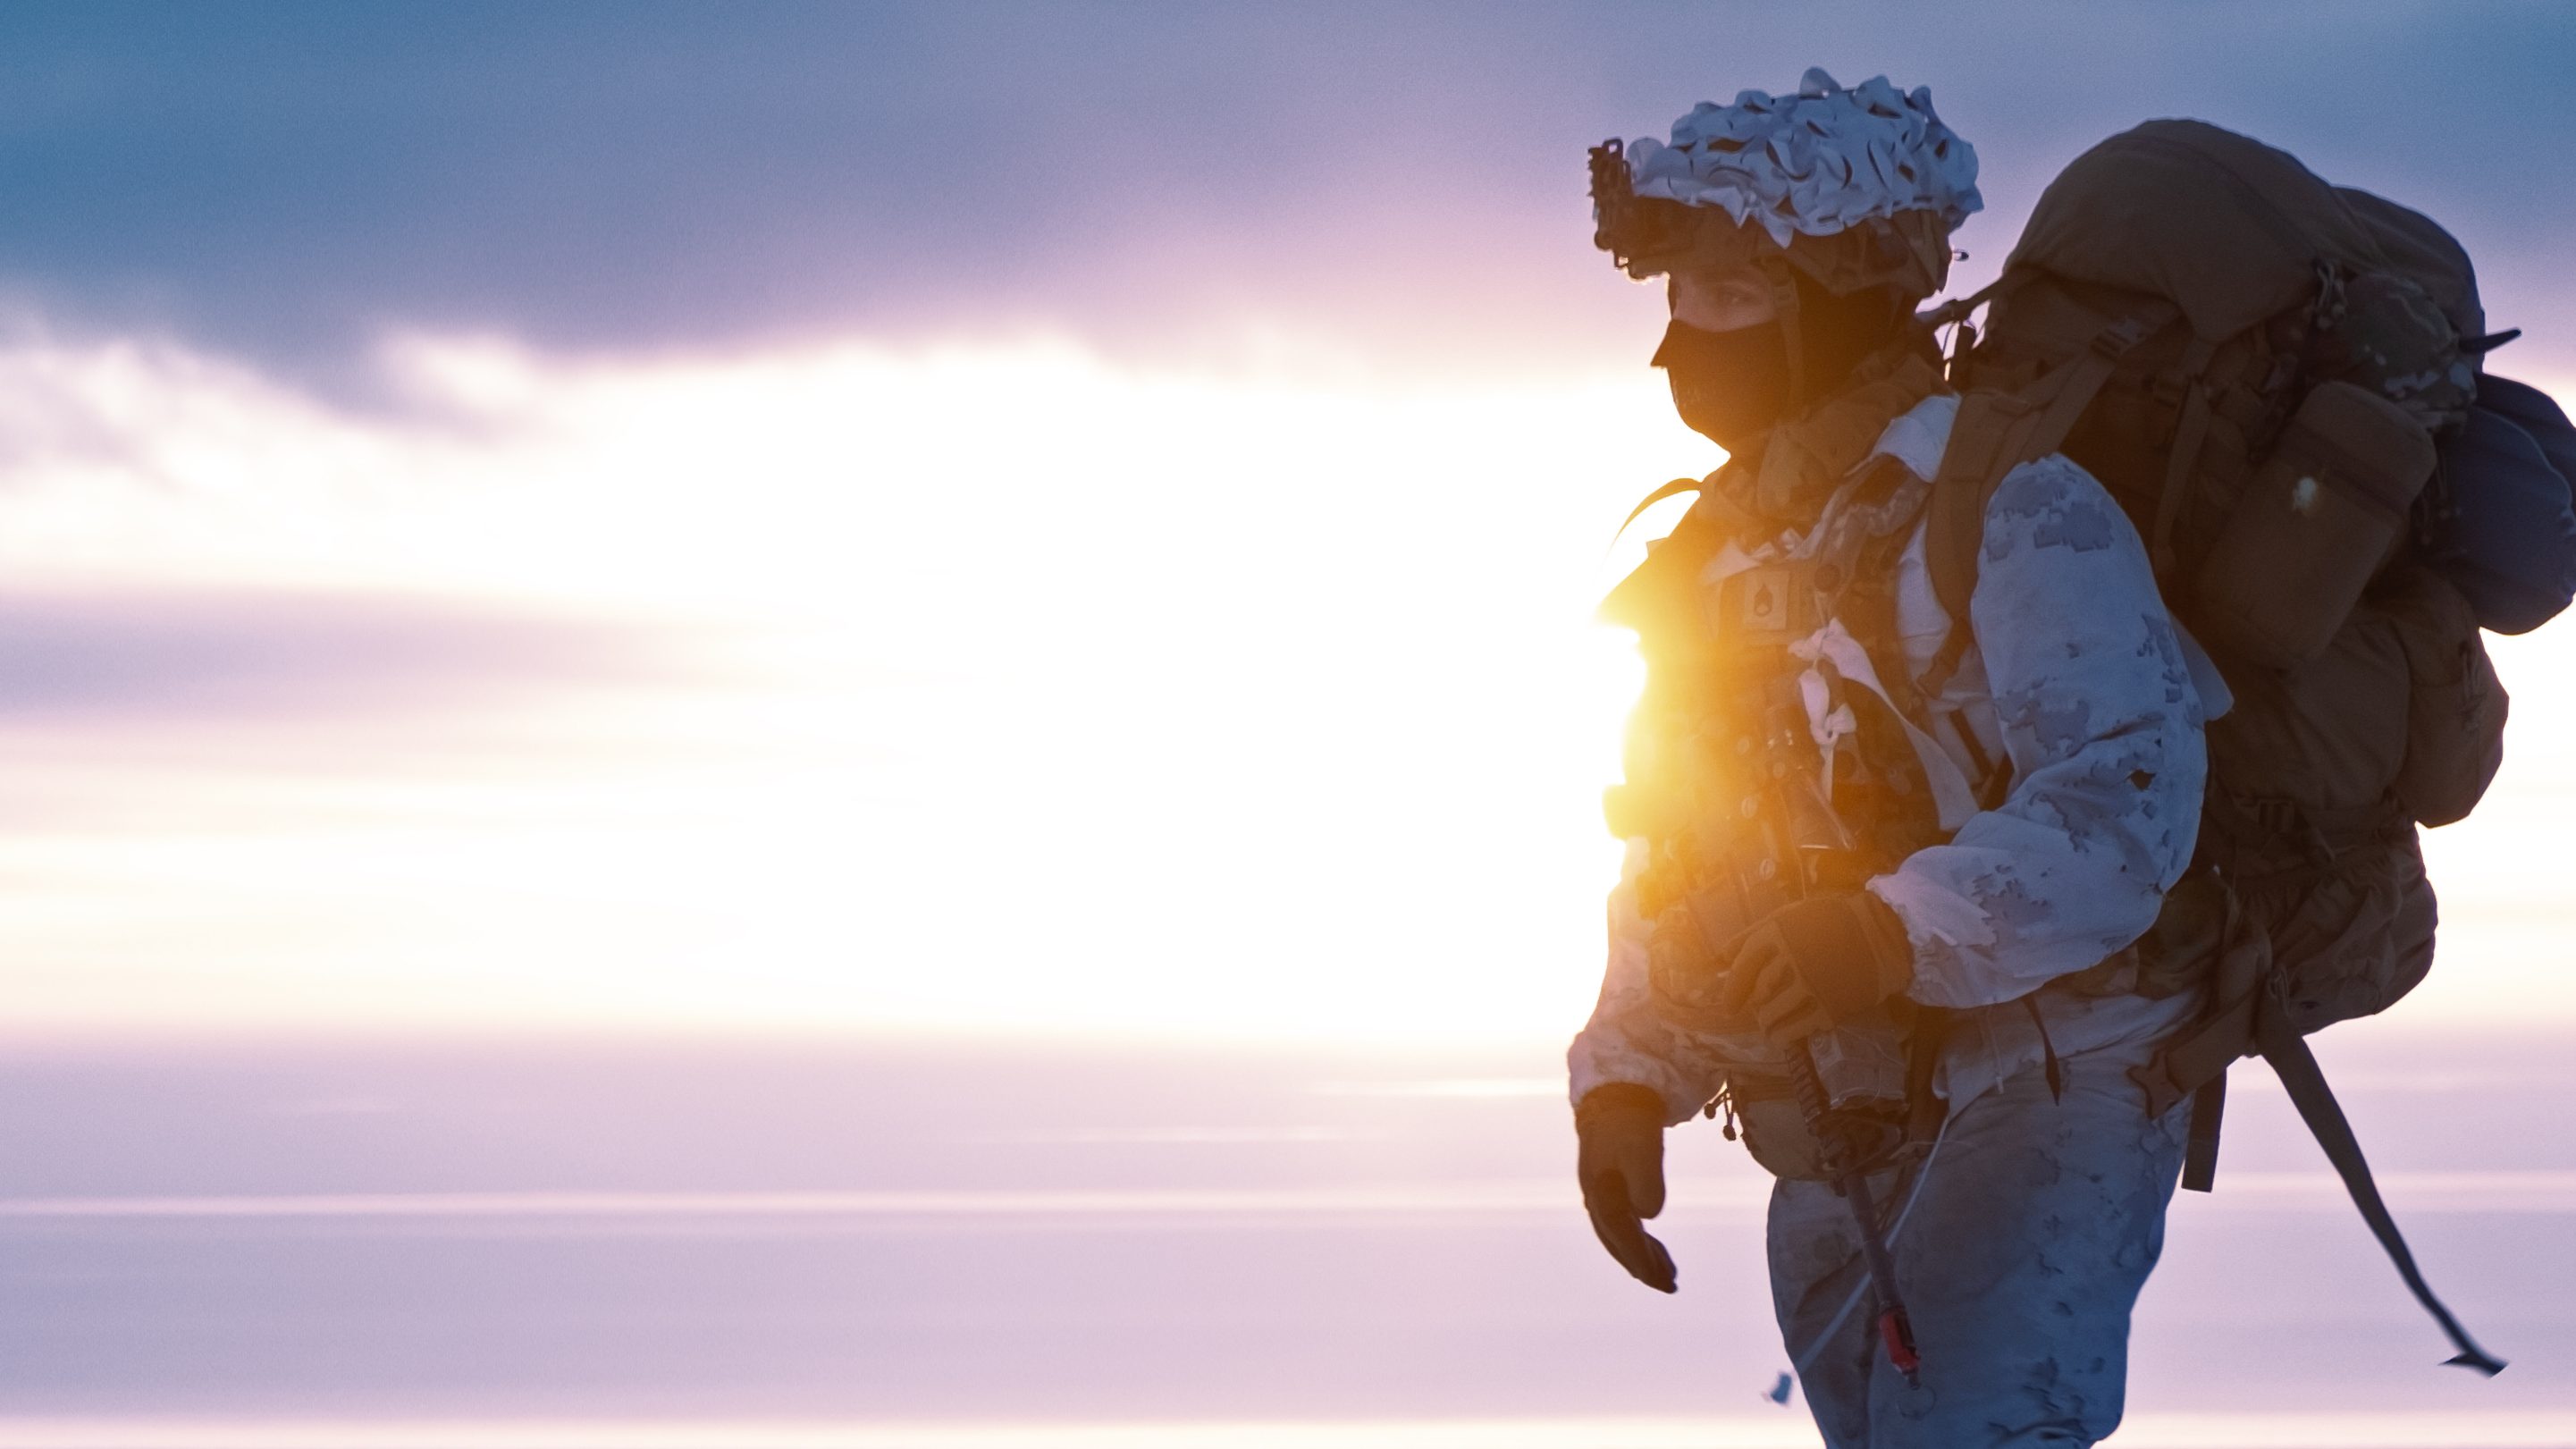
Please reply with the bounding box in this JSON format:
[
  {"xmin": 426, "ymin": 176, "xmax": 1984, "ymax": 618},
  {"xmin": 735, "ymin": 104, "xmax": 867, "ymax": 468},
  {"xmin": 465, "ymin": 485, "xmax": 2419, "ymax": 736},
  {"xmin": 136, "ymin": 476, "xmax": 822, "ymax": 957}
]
[{"xmin": 1770, "ymin": 1034, "xmax": 2189, "ymax": 1448}]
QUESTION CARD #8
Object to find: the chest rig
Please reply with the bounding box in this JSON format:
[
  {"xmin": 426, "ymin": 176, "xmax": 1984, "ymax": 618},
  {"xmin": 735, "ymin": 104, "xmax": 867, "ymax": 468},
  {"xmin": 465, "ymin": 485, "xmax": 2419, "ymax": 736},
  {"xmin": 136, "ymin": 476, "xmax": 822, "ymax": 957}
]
[{"xmin": 1601, "ymin": 408, "xmax": 1954, "ymax": 1178}]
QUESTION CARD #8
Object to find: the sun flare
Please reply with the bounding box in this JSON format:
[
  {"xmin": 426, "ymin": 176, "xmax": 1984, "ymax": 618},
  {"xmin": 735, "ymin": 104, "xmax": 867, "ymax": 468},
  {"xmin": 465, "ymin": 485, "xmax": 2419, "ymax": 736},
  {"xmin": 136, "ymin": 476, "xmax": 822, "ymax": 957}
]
[{"xmin": 1, "ymin": 331, "xmax": 2571, "ymax": 1040}]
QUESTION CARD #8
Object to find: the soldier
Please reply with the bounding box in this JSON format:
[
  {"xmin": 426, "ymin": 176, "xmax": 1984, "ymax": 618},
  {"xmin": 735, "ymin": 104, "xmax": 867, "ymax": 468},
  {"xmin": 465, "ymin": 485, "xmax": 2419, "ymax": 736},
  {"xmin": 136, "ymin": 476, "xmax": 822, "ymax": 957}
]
[{"xmin": 1569, "ymin": 72, "xmax": 2224, "ymax": 1447}]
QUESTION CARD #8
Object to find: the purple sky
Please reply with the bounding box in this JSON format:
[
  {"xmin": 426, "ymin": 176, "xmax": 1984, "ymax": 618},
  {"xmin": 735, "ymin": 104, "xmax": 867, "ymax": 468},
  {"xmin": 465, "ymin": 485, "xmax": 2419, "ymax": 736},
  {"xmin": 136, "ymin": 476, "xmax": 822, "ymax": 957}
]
[
  {"xmin": 0, "ymin": 12, "xmax": 2570, "ymax": 1434},
  {"xmin": 0, "ymin": 3, "xmax": 2572, "ymax": 1040},
  {"xmin": 1, "ymin": 2, "xmax": 2572, "ymax": 385}
]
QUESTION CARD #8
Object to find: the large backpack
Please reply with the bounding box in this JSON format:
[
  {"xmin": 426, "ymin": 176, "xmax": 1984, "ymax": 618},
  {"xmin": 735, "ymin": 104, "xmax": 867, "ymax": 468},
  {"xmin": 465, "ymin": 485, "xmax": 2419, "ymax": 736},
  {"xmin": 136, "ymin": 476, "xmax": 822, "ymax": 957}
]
[{"xmin": 1924, "ymin": 119, "xmax": 2575, "ymax": 1375}]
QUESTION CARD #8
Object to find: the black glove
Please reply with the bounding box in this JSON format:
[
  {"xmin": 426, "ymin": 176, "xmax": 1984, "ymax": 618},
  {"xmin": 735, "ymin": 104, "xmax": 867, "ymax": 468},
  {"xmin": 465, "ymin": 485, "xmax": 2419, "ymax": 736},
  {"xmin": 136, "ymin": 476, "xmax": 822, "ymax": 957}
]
[
  {"xmin": 1712, "ymin": 890, "xmax": 1914, "ymax": 1048},
  {"xmin": 1575, "ymin": 1082, "xmax": 1677, "ymax": 1293}
]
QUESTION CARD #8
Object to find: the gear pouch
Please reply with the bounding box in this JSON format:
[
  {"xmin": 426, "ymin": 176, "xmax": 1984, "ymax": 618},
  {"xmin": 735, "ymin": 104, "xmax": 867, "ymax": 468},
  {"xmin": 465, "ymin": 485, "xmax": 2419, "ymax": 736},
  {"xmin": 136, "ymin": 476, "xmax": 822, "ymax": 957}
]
[
  {"xmin": 2423, "ymin": 380, "xmax": 2576, "ymax": 635},
  {"xmin": 1723, "ymin": 1018, "xmax": 1915, "ymax": 1182},
  {"xmin": 2193, "ymin": 381, "xmax": 2437, "ymax": 669},
  {"xmin": 2379, "ymin": 567, "xmax": 2507, "ymax": 826}
]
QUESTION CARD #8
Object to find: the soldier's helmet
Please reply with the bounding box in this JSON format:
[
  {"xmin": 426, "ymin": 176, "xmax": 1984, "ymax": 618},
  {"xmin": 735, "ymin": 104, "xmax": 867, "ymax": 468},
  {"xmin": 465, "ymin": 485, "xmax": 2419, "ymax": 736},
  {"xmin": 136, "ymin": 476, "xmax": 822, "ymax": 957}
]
[{"xmin": 1589, "ymin": 69, "xmax": 1982, "ymax": 306}]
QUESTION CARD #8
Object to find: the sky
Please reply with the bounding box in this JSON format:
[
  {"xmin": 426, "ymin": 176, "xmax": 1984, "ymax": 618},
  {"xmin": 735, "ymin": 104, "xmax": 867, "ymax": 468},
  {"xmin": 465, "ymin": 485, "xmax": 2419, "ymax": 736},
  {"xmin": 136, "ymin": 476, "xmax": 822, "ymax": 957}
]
[
  {"xmin": 5, "ymin": 6, "xmax": 2576, "ymax": 1444},
  {"xmin": 3, "ymin": 0, "xmax": 2576, "ymax": 1041}
]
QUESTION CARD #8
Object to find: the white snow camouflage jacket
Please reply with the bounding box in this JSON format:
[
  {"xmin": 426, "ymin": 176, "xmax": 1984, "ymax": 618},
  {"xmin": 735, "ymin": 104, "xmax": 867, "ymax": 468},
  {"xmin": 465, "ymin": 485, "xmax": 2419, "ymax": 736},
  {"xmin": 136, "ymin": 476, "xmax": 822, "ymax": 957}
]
[{"xmin": 1570, "ymin": 393, "xmax": 2228, "ymax": 1120}]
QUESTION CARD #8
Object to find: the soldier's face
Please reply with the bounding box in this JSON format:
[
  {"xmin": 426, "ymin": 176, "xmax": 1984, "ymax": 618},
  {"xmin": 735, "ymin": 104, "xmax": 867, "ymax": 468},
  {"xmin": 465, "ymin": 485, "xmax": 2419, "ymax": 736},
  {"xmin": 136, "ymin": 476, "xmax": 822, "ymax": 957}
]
[
  {"xmin": 1669, "ymin": 268, "xmax": 1779, "ymax": 334},
  {"xmin": 1656, "ymin": 267, "xmax": 1791, "ymax": 449}
]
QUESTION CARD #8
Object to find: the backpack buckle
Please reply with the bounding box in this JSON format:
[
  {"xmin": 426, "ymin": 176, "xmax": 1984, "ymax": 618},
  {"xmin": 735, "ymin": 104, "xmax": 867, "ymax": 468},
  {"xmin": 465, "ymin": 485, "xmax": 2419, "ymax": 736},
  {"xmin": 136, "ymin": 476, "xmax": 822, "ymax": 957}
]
[{"xmin": 2092, "ymin": 316, "xmax": 2152, "ymax": 358}]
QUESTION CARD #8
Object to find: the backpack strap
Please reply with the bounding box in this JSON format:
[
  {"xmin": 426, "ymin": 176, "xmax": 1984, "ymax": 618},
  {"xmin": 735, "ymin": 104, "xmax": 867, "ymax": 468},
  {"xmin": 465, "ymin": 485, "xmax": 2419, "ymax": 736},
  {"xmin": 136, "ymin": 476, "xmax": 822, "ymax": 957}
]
[
  {"xmin": 2256, "ymin": 1013, "xmax": 2509, "ymax": 1376},
  {"xmin": 1924, "ymin": 390, "xmax": 2036, "ymax": 633},
  {"xmin": 2144, "ymin": 1008, "xmax": 2250, "ymax": 1192},
  {"xmin": 2149, "ymin": 338, "xmax": 2219, "ymax": 576},
  {"xmin": 2132, "ymin": 866, "xmax": 2267, "ymax": 1188},
  {"xmin": 1918, "ymin": 272, "xmax": 2025, "ymax": 333},
  {"xmin": 1922, "ymin": 305, "xmax": 2183, "ymax": 688},
  {"xmin": 2134, "ymin": 870, "xmax": 2507, "ymax": 1375},
  {"xmin": 2182, "ymin": 1072, "xmax": 2228, "ymax": 1193}
]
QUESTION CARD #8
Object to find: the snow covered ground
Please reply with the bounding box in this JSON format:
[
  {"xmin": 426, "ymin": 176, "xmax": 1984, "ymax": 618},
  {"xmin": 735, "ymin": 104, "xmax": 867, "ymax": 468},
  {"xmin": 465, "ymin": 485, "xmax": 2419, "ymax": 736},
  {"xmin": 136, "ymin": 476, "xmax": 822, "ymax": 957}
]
[{"xmin": 0, "ymin": 1028, "xmax": 2565, "ymax": 1446}]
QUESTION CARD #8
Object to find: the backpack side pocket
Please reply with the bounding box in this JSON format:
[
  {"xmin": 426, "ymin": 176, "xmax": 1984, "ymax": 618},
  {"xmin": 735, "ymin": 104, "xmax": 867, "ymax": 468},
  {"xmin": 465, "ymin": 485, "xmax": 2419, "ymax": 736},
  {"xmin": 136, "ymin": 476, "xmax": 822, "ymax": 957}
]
[
  {"xmin": 2193, "ymin": 382, "xmax": 2435, "ymax": 668},
  {"xmin": 2380, "ymin": 566, "xmax": 2508, "ymax": 827}
]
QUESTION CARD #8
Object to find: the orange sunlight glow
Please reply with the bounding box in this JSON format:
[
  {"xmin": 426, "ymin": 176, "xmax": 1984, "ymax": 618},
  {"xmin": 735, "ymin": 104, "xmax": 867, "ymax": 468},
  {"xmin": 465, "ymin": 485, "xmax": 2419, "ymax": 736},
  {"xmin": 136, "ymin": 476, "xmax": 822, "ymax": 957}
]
[
  {"xmin": 0, "ymin": 331, "xmax": 1694, "ymax": 1040},
  {"xmin": 0, "ymin": 331, "xmax": 2567, "ymax": 1041}
]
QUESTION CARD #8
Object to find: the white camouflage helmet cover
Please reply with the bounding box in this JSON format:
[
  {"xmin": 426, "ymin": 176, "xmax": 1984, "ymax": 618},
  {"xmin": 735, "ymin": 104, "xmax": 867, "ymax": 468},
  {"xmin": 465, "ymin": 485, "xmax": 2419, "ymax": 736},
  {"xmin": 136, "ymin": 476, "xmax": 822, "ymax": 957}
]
[{"xmin": 1593, "ymin": 69, "xmax": 1981, "ymax": 297}]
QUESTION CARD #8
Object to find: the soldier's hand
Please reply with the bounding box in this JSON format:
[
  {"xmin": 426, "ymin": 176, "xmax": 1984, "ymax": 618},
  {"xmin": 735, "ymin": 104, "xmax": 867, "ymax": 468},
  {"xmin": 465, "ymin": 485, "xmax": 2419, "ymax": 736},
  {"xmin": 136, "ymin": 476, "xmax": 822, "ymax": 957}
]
[
  {"xmin": 1713, "ymin": 890, "xmax": 1914, "ymax": 1048},
  {"xmin": 1575, "ymin": 1083, "xmax": 1677, "ymax": 1293}
]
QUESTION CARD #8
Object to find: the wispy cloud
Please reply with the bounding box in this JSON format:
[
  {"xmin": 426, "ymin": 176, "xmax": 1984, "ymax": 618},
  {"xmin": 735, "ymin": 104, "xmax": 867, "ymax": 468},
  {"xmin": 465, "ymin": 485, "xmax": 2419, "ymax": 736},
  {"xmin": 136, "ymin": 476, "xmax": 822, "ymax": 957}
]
[
  {"xmin": 0, "ymin": 1414, "xmax": 2572, "ymax": 1449},
  {"xmin": 0, "ymin": 585, "xmax": 682, "ymax": 722},
  {"xmin": 0, "ymin": 316, "xmax": 2565, "ymax": 1040},
  {"xmin": 1, "ymin": 3, "xmax": 2570, "ymax": 387}
]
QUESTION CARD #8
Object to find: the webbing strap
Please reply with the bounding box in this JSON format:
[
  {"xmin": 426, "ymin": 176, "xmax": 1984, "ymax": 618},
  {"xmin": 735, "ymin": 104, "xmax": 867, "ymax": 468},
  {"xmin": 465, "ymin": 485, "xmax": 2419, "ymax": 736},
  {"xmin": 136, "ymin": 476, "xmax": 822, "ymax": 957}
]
[
  {"xmin": 2133, "ymin": 980, "xmax": 2254, "ymax": 1132},
  {"xmin": 2181, "ymin": 1072, "xmax": 2227, "ymax": 1192},
  {"xmin": 1917, "ymin": 269, "xmax": 2033, "ymax": 333},
  {"xmin": 2151, "ymin": 338, "xmax": 2218, "ymax": 577},
  {"xmin": 2132, "ymin": 867, "xmax": 2263, "ymax": 1162},
  {"xmin": 1766, "ymin": 262, "xmax": 1806, "ymax": 406},
  {"xmin": 1921, "ymin": 306, "xmax": 2182, "ymax": 687},
  {"xmin": 1924, "ymin": 390, "xmax": 2034, "ymax": 632},
  {"xmin": 2258, "ymin": 1018, "xmax": 2508, "ymax": 1376},
  {"xmin": 2019, "ymin": 317, "xmax": 2151, "ymax": 465}
]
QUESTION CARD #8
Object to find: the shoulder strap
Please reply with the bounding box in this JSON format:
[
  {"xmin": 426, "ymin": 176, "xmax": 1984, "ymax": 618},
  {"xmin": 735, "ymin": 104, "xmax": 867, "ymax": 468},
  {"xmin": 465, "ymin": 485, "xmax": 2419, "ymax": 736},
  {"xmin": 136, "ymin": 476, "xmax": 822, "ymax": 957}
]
[
  {"xmin": 1923, "ymin": 306, "xmax": 2183, "ymax": 674},
  {"xmin": 2131, "ymin": 881, "xmax": 2507, "ymax": 1374},
  {"xmin": 2149, "ymin": 338, "xmax": 2218, "ymax": 576},
  {"xmin": 1924, "ymin": 390, "xmax": 2036, "ymax": 636},
  {"xmin": 2132, "ymin": 866, "xmax": 2266, "ymax": 1177}
]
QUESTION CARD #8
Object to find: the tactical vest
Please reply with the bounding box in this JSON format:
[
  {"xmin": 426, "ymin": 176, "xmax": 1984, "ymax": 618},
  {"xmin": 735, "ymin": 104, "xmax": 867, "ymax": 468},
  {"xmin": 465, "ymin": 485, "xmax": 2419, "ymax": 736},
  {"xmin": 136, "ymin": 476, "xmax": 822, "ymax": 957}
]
[{"xmin": 1603, "ymin": 350, "xmax": 1964, "ymax": 1180}]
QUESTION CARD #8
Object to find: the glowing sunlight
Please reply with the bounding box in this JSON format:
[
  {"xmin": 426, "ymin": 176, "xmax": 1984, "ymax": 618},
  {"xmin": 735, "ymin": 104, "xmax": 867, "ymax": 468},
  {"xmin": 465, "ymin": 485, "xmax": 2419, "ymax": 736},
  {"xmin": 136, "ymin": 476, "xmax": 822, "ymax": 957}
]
[
  {"xmin": 2, "ymin": 326, "xmax": 2569, "ymax": 1043},
  {"xmin": 0, "ymin": 328, "xmax": 1701, "ymax": 1040}
]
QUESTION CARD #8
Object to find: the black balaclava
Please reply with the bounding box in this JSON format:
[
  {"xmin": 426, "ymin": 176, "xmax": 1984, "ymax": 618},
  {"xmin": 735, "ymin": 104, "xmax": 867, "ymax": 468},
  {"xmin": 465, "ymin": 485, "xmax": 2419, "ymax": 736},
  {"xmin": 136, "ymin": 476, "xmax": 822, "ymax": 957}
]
[
  {"xmin": 1654, "ymin": 273, "xmax": 1908, "ymax": 451},
  {"xmin": 1653, "ymin": 317, "xmax": 1789, "ymax": 451}
]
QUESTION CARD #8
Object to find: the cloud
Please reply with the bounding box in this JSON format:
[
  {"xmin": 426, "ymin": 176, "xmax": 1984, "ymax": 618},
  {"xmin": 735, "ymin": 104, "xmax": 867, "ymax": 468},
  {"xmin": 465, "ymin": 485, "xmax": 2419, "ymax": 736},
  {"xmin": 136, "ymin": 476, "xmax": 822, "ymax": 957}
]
[
  {"xmin": 0, "ymin": 247, "xmax": 2560, "ymax": 1042},
  {"xmin": 0, "ymin": 585, "xmax": 683, "ymax": 723},
  {"xmin": 0, "ymin": 2, "xmax": 2571, "ymax": 390}
]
